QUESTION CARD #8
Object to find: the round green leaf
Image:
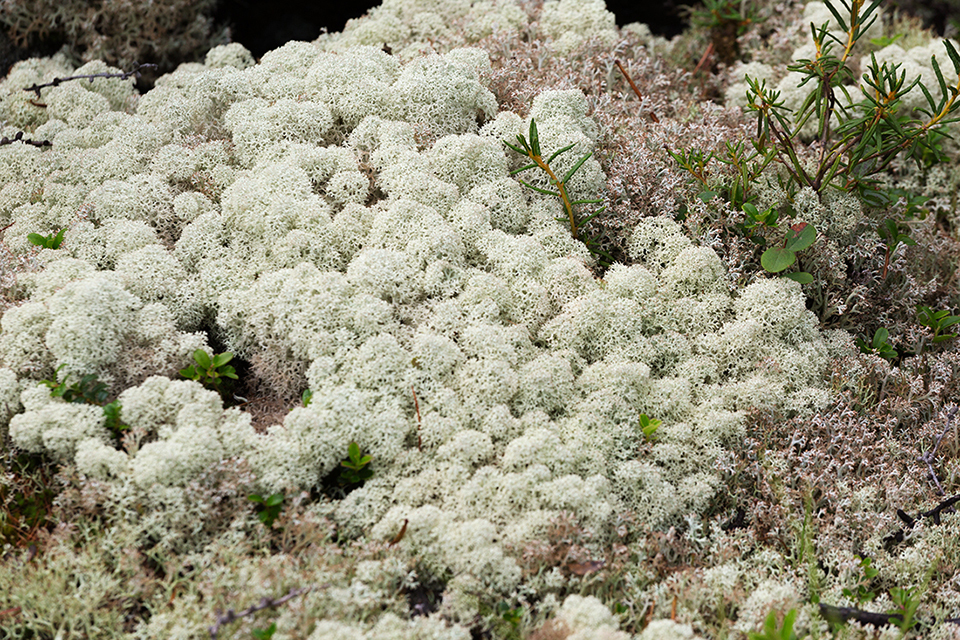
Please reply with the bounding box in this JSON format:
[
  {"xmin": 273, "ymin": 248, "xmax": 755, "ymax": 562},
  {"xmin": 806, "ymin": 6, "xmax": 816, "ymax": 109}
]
[
  {"xmin": 783, "ymin": 271, "xmax": 814, "ymax": 284},
  {"xmin": 761, "ymin": 247, "xmax": 796, "ymax": 273},
  {"xmin": 783, "ymin": 224, "xmax": 816, "ymax": 252},
  {"xmin": 212, "ymin": 352, "xmax": 234, "ymax": 367},
  {"xmin": 193, "ymin": 349, "xmax": 212, "ymax": 369}
]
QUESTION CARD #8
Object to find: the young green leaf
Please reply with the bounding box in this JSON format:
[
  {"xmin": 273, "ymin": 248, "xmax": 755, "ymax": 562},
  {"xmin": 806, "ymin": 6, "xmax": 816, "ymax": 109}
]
[
  {"xmin": 761, "ymin": 247, "xmax": 796, "ymax": 273},
  {"xmin": 783, "ymin": 223, "xmax": 816, "ymax": 252}
]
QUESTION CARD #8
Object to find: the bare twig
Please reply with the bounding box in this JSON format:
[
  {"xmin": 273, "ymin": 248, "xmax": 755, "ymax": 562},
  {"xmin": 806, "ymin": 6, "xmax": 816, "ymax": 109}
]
[
  {"xmin": 614, "ymin": 59, "xmax": 660, "ymax": 123},
  {"xmin": 412, "ymin": 387, "xmax": 422, "ymax": 452},
  {"xmin": 883, "ymin": 493, "xmax": 960, "ymax": 550},
  {"xmin": 919, "ymin": 405, "xmax": 958, "ymax": 495},
  {"xmin": 209, "ymin": 585, "xmax": 316, "ymax": 639},
  {"xmin": 0, "ymin": 131, "xmax": 51, "ymax": 148},
  {"xmin": 23, "ymin": 63, "xmax": 157, "ymax": 98}
]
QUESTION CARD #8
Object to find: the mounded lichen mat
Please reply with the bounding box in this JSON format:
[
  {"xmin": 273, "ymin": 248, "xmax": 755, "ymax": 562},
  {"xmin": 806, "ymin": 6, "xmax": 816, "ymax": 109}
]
[{"xmin": 2, "ymin": 0, "xmax": 957, "ymax": 638}]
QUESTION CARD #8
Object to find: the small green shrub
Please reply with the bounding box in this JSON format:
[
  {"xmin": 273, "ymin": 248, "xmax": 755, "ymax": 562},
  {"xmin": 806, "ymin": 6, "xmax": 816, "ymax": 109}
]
[
  {"xmin": 27, "ymin": 228, "xmax": 65, "ymax": 250},
  {"xmin": 248, "ymin": 492, "xmax": 284, "ymax": 528},
  {"xmin": 748, "ymin": 609, "xmax": 799, "ymax": 640},
  {"xmin": 40, "ymin": 365, "xmax": 128, "ymax": 442},
  {"xmin": 41, "ymin": 364, "xmax": 108, "ymax": 405},
  {"xmin": 856, "ymin": 327, "xmax": 897, "ymax": 360},
  {"xmin": 841, "ymin": 555, "xmax": 879, "ymax": 605},
  {"xmin": 504, "ymin": 118, "xmax": 610, "ymax": 263},
  {"xmin": 745, "ymin": 0, "xmax": 960, "ymax": 204},
  {"xmin": 179, "ymin": 349, "xmax": 238, "ymax": 398},
  {"xmin": 671, "ymin": 0, "xmax": 960, "ymax": 286},
  {"xmin": 638, "ymin": 413, "xmax": 661, "ymax": 442},
  {"xmin": 338, "ymin": 442, "xmax": 373, "ymax": 486},
  {"xmin": 916, "ymin": 306, "xmax": 960, "ymax": 344},
  {"xmin": 888, "ymin": 585, "xmax": 922, "ymax": 633}
]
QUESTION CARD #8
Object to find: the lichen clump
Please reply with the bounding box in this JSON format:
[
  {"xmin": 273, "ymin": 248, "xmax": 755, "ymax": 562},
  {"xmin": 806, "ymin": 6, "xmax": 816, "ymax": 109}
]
[{"xmin": 3, "ymin": 0, "xmax": 958, "ymax": 637}]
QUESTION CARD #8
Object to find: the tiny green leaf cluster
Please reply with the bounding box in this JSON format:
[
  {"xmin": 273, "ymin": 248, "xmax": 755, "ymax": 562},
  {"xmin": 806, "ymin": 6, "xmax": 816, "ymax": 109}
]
[
  {"xmin": 248, "ymin": 492, "xmax": 284, "ymax": 528},
  {"xmin": 338, "ymin": 442, "xmax": 373, "ymax": 486},
  {"xmin": 179, "ymin": 349, "xmax": 238, "ymax": 398},
  {"xmin": 855, "ymin": 327, "xmax": 897, "ymax": 360},
  {"xmin": 638, "ymin": 413, "xmax": 661, "ymax": 442},
  {"xmin": 759, "ymin": 222, "xmax": 816, "ymax": 283},
  {"xmin": 27, "ymin": 228, "xmax": 65, "ymax": 250},
  {"xmin": 916, "ymin": 305, "xmax": 960, "ymax": 344},
  {"xmin": 40, "ymin": 364, "xmax": 128, "ymax": 441},
  {"xmin": 748, "ymin": 609, "xmax": 798, "ymax": 640},
  {"xmin": 841, "ymin": 555, "xmax": 879, "ymax": 605}
]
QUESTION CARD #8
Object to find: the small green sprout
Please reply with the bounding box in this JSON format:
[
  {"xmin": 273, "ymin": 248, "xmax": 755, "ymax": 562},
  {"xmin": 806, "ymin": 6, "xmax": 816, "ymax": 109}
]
[
  {"xmin": 869, "ymin": 33, "xmax": 904, "ymax": 48},
  {"xmin": 916, "ymin": 305, "xmax": 960, "ymax": 344},
  {"xmin": 338, "ymin": 442, "xmax": 373, "ymax": 486},
  {"xmin": 496, "ymin": 601, "xmax": 523, "ymax": 630},
  {"xmin": 888, "ymin": 585, "xmax": 922, "ymax": 633},
  {"xmin": 179, "ymin": 349, "xmax": 238, "ymax": 397},
  {"xmin": 27, "ymin": 228, "xmax": 65, "ymax": 249},
  {"xmin": 856, "ymin": 327, "xmax": 897, "ymax": 360},
  {"xmin": 301, "ymin": 388, "xmax": 313, "ymax": 407},
  {"xmin": 842, "ymin": 555, "xmax": 879, "ymax": 606},
  {"xmin": 40, "ymin": 365, "xmax": 128, "ymax": 443},
  {"xmin": 748, "ymin": 609, "xmax": 798, "ymax": 640},
  {"xmin": 760, "ymin": 222, "xmax": 816, "ymax": 283},
  {"xmin": 741, "ymin": 201, "xmax": 779, "ymax": 238},
  {"xmin": 41, "ymin": 364, "xmax": 109, "ymax": 405},
  {"xmin": 504, "ymin": 118, "xmax": 610, "ymax": 261},
  {"xmin": 102, "ymin": 400, "xmax": 129, "ymax": 442},
  {"xmin": 248, "ymin": 492, "xmax": 284, "ymax": 528},
  {"xmin": 252, "ymin": 623, "xmax": 277, "ymax": 640},
  {"xmin": 638, "ymin": 413, "xmax": 661, "ymax": 442}
]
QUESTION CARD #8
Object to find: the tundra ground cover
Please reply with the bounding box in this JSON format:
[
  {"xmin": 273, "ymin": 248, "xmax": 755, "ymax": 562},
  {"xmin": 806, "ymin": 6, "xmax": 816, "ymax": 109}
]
[{"xmin": 1, "ymin": 0, "xmax": 960, "ymax": 638}]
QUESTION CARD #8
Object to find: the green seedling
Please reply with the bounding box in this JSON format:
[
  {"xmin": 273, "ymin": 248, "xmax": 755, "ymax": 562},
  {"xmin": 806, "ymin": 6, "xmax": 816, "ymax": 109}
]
[
  {"xmin": 248, "ymin": 492, "xmax": 284, "ymax": 528},
  {"xmin": 504, "ymin": 118, "xmax": 610, "ymax": 261},
  {"xmin": 741, "ymin": 202, "xmax": 779, "ymax": 238},
  {"xmin": 102, "ymin": 400, "xmax": 129, "ymax": 443},
  {"xmin": 27, "ymin": 228, "xmax": 65, "ymax": 249},
  {"xmin": 40, "ymin": 365, "xmax": 128, "ymax": 444},
  {"xmin": 496, "ymin": 601, "xmax": 523, "ymax": 630},
  {"xmin": 856, "ymin": 327, "xmax": 898, "ymax": 360},
  {"xmin": 916, "ymin": 305, "xmax": 960, "ymax": 344},
  {"xmin": 842, "ymin": 555, "xmax": 879, "ymax": 606},
  {"xmin": 252, "ymin": 623, "xmax": 277, "ymax": 640},
  {"xmin": 638, "ymin": 413, "xmax": 661, "ymax": 442},
  {"xmin": 748, "ymin": 609, "xmax": 798, "ymax": 640},
  {"xmin": 41, "ymin": 364, "xmax": 109, "ymax": 405},
  {"xmin": 760, "ymin": 222, "xmax": 816, "ymax": 283},
  {"xmin": 301, "ymin": 388, "xmax": 313, "ymax": 407},
  {"xmin": 179, "ymin": 349, "xmax": 238, "ymax": 397},
  {"xmin": 888, "ymin": 585, "xmax": 922, "ymax": 633},
  {"xmin": 338, "ymin": 442, "xmax": 373, "ymax": 486}
]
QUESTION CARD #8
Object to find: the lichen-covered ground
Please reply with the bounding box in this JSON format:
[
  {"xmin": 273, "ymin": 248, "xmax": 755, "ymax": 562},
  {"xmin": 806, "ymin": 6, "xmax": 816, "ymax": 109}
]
[{"xmin": 1, "ymin": 1, "xmax": 960, "ymax": 638}]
